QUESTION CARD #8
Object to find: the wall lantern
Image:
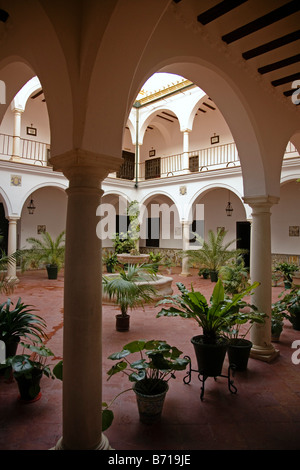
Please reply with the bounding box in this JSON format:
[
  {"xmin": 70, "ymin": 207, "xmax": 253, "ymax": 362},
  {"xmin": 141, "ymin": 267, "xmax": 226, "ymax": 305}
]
[
  {"xmin": 27, "ymin": 198, "xmax": 36, "ymax": 215},
  {"xmin": 225, "ymin": 192, "xmax": 233, "ymax": 217}
]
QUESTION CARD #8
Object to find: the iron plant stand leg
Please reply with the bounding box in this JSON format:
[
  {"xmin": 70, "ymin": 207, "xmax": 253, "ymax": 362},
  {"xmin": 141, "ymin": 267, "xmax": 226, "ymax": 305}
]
[{"xmin": 183, "ymin": 356, "xmax": 237, "ymax": 401}]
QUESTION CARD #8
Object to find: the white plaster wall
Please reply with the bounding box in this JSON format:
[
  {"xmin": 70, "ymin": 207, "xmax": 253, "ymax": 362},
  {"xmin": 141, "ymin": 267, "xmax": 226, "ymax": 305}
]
[
  {"xmin": 20, "ymin": 98, "xmax": 50, "ymax": 144},
  {"xmin": 271, "ymin": 180, "xmax": 300, "ymax": 255},
  {"xmin": 19, "ymin": 186, "xmax": 67, "ymax": 248},
  {"xmin": 190, "ymin": 108, "xmax": 233, "ymax": 151},
  {"xmin": 195, "ymin": 188, "xmax": 247, "ymax": 246}
]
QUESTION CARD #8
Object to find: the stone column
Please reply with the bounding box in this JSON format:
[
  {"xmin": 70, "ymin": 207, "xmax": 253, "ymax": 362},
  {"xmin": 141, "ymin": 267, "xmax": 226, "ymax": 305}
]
[
  {"xmin": 11, "ymin": 107, "xmax": 23, "ymax": 162},
  {"xmin": 244, "ymin": 196, "xmax": 279, "ymax": 362},
  {"xmin": 50, "ymin": 149, "xmax": 122, "ymax": 450},
  {"xmin": 180, "ymin": 220, "xmax": 191, "ymax": 277},
  {"xmin": 6, "ymin": 216, "xmax": 19, "ymax": 281}
]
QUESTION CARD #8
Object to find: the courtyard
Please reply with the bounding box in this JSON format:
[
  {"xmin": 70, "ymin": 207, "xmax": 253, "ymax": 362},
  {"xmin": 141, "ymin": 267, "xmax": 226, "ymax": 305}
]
[{"xmin": 0, "ymin": 267, "xmax": 299, "ymax": 451}]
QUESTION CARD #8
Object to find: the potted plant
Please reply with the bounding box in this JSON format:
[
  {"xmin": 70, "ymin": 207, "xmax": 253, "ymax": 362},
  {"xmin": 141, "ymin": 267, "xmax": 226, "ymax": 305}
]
[
  {"xmin": 4, "ymin": 341, "xmax": 55, "ymax": 402},
  {"xmin": 277, "ymin": 286, "xmax": 300, "ymax": 330},
  {"xmin": 157, "ymin": 279, "xmax": 259, "ymax": 377},
  {"xmin": 107, "ymin": 339, "xmax": 190, "ymax": 424},
  {"xmin": 21, "ymin": 231, "xmax": 65, "ymax": 279},
  {"xmin": 271, "ymin": 302, "xmax": 286, "ymax": 342},
  {"xmin": 224, "ymin": 304, "xmax": 266, "ymax": 371},
  {"xmin": 219, "ymin": 256, "xmax": 249, "ymax": 296},
  {"xmin": 102, "ymin": 252, "xmax": 118, "ymax": 273},
  {"xmin": 0, "ymin": 244, "xmax": 20, "ymax": 294},
  {"xmin": 198, "ymin": 267, "xmax": 210, "ymax": 279},
  {"xmin": 103, "ymin": 264, "xmax": 157, "ymax": 331},
  {"xmin": 0, "ymin": 297, "xmax": 47, "ymax": 359},
  {"xmin": 185, "ymin": 229, "xmax": 246, "ymax": 282},
  {"xmin": 274, "ymin": 262, "xmax": 298, "ymax": 289},
  {"xmin": 149, "ymin": 251, "xmax": 162, "ymax": 273}
]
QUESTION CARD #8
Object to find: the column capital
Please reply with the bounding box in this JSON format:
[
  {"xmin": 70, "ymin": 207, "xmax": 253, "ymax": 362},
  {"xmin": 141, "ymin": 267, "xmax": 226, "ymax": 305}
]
[
  {"xmin": 50, "ymin": 148, "xmax": 123, "ymax": 186},
  {"xmin": 6, "ymin": 215, "xmax": 20, "ymax": 222},
  {"xmin": 243, "ymin": 195, "xmax": 279, "ymax": 211}
]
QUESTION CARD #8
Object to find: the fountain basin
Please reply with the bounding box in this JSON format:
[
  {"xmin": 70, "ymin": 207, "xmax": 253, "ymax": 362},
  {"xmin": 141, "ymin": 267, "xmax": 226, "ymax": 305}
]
[
  {"xmin": 102, "ymin": 273, "xmax": 173, "ymax": 304},
  {"xmin": 116, "ymin": 253, "xmax": 150, "ymax": 264}
]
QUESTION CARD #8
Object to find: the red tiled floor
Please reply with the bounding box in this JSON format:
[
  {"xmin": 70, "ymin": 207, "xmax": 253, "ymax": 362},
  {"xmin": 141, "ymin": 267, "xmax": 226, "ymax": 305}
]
[{"xmin": 0, "ymin": 268, "xmax": 300, "ymax": 450}]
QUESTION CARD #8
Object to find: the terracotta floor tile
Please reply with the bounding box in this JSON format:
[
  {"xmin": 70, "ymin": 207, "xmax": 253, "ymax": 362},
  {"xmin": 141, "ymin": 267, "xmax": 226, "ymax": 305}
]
[{"xmin": 1, "ymin": 268, "xmax": 300, "ymax": 450}]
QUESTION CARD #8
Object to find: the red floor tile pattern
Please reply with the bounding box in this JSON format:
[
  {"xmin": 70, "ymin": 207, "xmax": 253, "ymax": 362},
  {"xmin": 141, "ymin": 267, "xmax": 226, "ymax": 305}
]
[{"xmin": 0, "ymin": 268, "xmax": 300, "ymax": 450}]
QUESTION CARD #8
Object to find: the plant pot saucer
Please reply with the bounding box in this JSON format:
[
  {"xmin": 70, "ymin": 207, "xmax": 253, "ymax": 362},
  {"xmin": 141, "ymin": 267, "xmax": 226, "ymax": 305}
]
[{"xmin": 18, "ymin": 392, "xmax": 42, "ymax": 403}]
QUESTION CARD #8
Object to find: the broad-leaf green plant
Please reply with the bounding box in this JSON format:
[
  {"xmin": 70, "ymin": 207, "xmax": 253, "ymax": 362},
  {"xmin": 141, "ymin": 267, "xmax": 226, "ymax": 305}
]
[
  {"xmin": 107, "ymin": 339, "xmax": 190, "ymax": 395},
  {"xmin": 157, "ymin": 279, "xmax": 259, "ymax": 344}
]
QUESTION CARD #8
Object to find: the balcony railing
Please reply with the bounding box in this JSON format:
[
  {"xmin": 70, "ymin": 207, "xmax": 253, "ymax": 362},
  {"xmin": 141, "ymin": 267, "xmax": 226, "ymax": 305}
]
[
  {"xmin": 1, "ymin": 133, "xmax": 299, "ymax": 177},
  {"xmin": 0, "ymin": 133, "xmax": 50, "ymax": 166}
]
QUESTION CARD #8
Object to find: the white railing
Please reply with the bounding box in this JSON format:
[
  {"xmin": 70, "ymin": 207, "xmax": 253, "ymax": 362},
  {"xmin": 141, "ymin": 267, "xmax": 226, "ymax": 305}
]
[
  {"xmin": 0, "ymin": 133, "xmax": 13, "ymax": 157},
  {"xmin": 189, "ymin": 142, "xmax": 239, "ymax": 169},
  {"xmin": 0, "ymin": 133, "xmax": 50, "ymax": 166},
  {"xmin": 1, "ymin": 133, "xmax": 299, "ymax": 175}
]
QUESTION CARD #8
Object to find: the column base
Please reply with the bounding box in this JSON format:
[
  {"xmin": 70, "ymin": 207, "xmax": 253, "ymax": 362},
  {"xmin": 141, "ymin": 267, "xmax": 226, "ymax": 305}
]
[
  {"xmin": 10, "ymin": 156, "xmax": 23, "ymax": 163},
  {"xmin": 52, "ymin": 434, "xmax": 113, "ymax": 450},
  {"xmin": 179, "ymin": 272, "xmax": 192, "ymax": 277},
  {"xmin": 250, "ymin": 344, "xmax": 280, "ymax": 363}
]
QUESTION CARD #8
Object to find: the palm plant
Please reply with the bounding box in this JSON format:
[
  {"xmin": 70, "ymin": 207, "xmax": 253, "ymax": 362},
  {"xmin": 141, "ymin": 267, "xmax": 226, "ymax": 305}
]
[
  {"xmin": 21, "ymin": 231, "xmax": 65, "ymax": 279},
  {"xmin": 103, "ymin": 264, "xmax": 157, "ymax": 331},
  {"xmin": 0, "ymin": 250, "xmax": 20, "ymax": 294},
  {"xmin": 0, "ymin": 297, "xmax": 47, "ymax": 356},
  {"xmin": 185, "ymin": 228, "xmax": 246, "ymax": 281}
]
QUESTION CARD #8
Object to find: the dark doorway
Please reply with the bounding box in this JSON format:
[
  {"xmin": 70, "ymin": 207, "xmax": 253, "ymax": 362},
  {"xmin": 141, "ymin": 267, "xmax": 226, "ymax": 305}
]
[
  {"xmin": 236, "ymin": 221, "xmax": 251, "ymax": 268},
  {"xmin": 146, "ymin": 217, "xmax": 160, "ymax": 247},
  {"xmin": 0, "ymin": 203, "xmax": 8, "ymax": 254}
]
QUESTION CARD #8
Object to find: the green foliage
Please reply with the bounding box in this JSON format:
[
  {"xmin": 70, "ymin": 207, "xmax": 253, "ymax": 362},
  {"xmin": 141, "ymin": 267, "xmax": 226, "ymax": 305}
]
[
  {"xmin": 103, "ymin": 264, "xmax": 157, "ymax": 317},
  {"xmin": 219, "ymin": 256, "xmax": 249, "ymax": 296},
  {"xmin": 0, "ymin": 297, "xmax": 47, "ymax": 346},
  {"xmin": 157, "ymin": 279, "xmax": 259, "ymax": 344},
  {"xmin": 276, "ymin": 285, "xmax": 300, "ymax": 324},
  {"xmin": 127, "ymin": 200, "xmax": 140, "ymax": 241},
  {"xmin": 275, "ymin": 262, "xmax": 298, "ymax": 283},
  {"xmin": 185, "ymin": 229, "xmax": 246, "ymax": 273},
  {"xmin": 5, "ymin": 341, "xmax": 55, "ymax": 380},
  {"xmin": 107, "ymin": 339, "xmax": 190, "ymax": 395},
  {"xmin": 21, "ymin": 231, "xmax": 65, "ymax": 271},
  {"xmin": 112, "ymin": 232, "xmax": 136, "ymax": 254}
]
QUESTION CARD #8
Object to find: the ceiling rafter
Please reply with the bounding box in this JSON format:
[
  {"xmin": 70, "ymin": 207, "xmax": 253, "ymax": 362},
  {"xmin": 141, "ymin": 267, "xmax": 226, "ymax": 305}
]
[{"xmin": 194, "ymin": 0, "xmax": 300, "ymax": 104}]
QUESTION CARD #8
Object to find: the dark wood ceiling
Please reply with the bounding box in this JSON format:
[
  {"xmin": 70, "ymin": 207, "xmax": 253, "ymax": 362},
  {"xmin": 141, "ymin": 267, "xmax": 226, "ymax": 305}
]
[{"xmin": 176, "ymin": 0, "xmax": 300, "ymax": 105}]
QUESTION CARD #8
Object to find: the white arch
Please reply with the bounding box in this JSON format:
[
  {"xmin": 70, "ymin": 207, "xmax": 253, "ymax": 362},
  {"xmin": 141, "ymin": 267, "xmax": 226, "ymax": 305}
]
[
  {"xmin": 19, "ymin": 182, "xmax": 67, "ymax": 216},
  {"xmin": 0, "ymin": 187, "xmax": 13, "ymax": 217},
  {"xmin": 11, "ymin": 76, "xmax": 41, "ymax": 112}
]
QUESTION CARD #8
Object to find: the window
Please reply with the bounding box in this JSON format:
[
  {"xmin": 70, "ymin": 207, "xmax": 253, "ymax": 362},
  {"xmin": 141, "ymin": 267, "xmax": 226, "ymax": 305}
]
[{"xmin": 145, "ymin": 158, "xmax": 161, "ymax": 179}]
